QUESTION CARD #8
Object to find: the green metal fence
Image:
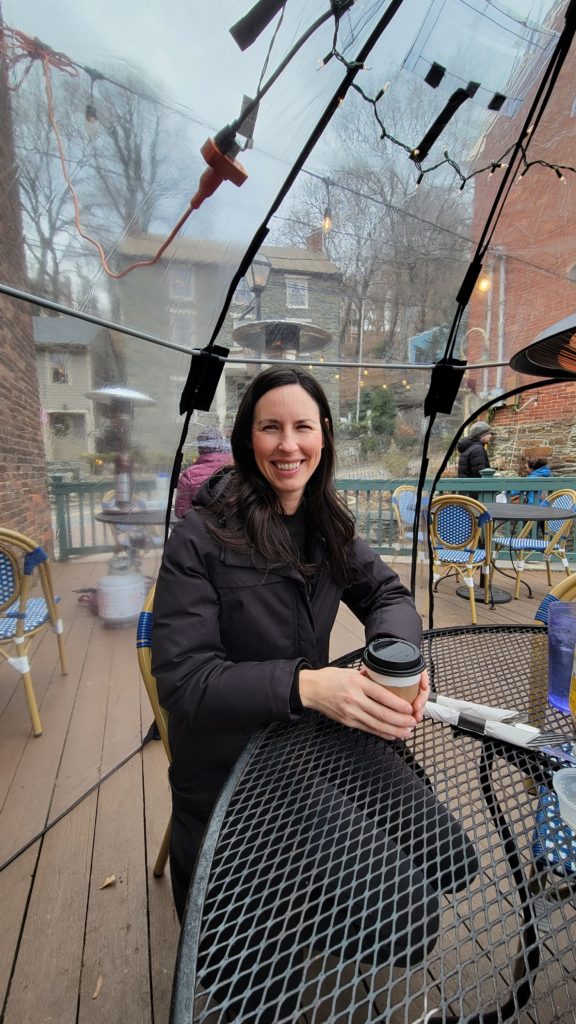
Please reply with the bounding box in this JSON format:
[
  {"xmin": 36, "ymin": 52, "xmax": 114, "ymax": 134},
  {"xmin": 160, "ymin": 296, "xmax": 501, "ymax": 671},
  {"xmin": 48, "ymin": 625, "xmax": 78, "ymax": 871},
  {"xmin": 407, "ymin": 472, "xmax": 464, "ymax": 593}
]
[
  {"xmin": 50, "ymin": 476, "xmax": 156, "ymax": 560},
  {"xmin": 49, "ymin": 474, "xmax": 576, "ymax": 561}
]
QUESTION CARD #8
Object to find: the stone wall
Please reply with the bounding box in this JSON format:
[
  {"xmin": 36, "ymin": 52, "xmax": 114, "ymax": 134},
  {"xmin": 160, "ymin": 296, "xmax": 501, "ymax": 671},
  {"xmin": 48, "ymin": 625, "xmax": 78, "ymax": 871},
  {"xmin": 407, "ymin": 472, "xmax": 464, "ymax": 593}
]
[{"xmin": 491, "ymin": 381, "xmax": 576, "ymax": 475}]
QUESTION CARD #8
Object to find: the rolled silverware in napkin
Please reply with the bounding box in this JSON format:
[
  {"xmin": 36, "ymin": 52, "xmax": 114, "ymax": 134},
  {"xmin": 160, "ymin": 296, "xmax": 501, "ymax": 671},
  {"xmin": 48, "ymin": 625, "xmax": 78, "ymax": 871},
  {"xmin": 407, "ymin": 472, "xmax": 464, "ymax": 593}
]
[
  {"xmin": 427, "ymin": 693, "xmax": 520, "ymax": 723},
  {"xmin": 424, "ymin": 703, "xmax": 540, "ymax": 746}
]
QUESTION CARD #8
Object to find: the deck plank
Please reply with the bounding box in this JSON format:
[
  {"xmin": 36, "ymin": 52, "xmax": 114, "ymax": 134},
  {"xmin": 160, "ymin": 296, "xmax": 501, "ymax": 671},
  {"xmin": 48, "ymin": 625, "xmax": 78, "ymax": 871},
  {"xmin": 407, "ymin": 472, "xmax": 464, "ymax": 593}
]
[
  {"xmin": 48, "ymin": 615, "xmax": 119, "ymax": 822},
  {"xmin": 141, "ymin": 737, "xmax": 180, "ymax": 1020},
  {"xmin": 0, "ymin": 842, "xmax": 39, "ymax": 1008},
  {"xmin": 78, "ymin": 755, "xmax": 151, "ymax": 1024},
  {"xmin": 0, "ymin": 611, "xmax": 98, "ymax": 867},
  {"xmin": 100, "ymin": 624, "xmax": 144, "ymax": 777},
  {"xmin": 3, "ymin": 793, "xmax": 97, "ymax": 1024}
]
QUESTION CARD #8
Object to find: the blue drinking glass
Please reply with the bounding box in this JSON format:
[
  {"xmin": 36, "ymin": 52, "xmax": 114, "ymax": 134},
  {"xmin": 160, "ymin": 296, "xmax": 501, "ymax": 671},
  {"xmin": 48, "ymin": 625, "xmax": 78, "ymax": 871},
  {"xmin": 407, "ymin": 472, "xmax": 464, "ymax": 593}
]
[{"xmin": 548, "ymin": 602, "xmax": 576, "ymax": 712}]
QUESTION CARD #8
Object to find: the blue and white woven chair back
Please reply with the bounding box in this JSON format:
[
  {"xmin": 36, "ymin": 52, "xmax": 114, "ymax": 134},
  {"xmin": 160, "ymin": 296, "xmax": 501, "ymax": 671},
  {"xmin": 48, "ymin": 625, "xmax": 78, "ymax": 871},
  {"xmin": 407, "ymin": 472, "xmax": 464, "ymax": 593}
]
[
  {"xmin": 397, "ymin": 490, "xmax": 417, "ymax": 528},
  {"xmin": 435, "ymin": 504, "xmax": 476, "ymax": 548},
  {"xmin": 546, "ymin": 492, "xmax": 576, "ymax": 534},
  {"xmin": 0, "ymin": 549, "xmax": 18, "ymax": 611}
]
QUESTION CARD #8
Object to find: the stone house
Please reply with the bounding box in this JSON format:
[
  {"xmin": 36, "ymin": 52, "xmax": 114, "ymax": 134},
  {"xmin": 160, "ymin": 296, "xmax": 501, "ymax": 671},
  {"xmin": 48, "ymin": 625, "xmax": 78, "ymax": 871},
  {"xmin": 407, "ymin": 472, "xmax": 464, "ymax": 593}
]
[{"xmin": 111, "ymin": 236, "xmax": 343, "ymax": 453}]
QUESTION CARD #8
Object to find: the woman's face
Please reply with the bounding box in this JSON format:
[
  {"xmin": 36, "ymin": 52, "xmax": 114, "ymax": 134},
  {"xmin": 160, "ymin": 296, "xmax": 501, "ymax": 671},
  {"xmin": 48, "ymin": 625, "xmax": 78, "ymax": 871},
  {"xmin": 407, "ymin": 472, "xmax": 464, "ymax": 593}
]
[{"xmin": 251, "ymin": 384, "xmax": 325, "ymax": 514}]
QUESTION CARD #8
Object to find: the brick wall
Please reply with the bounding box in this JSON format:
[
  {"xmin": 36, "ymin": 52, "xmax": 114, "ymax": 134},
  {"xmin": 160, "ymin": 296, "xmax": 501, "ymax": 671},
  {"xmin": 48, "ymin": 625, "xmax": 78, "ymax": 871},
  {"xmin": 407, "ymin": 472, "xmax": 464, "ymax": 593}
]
[
  {"xmin": 0, "ymin": 66, "xmax": 52, "ymax": 547},
  {"xmin": 465, "ymin": 16, "xmax": 576, "ymax": 475}
]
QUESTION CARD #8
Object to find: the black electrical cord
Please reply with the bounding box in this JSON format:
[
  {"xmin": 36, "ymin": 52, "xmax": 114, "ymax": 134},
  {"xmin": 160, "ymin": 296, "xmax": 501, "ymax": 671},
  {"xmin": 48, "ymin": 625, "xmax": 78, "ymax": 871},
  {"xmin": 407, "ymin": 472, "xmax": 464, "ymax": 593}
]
[{"xmin": 0, "ymin": 741, "xmax": 146, "ymax": 873}]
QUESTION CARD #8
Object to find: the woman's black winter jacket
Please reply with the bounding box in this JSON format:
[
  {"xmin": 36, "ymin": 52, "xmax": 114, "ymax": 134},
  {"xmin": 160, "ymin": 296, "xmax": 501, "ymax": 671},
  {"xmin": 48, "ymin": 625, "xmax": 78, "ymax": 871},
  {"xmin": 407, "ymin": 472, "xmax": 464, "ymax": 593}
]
[{"xmin": 151, "ymin": 480, "xmax": 422, "ymax": 826}]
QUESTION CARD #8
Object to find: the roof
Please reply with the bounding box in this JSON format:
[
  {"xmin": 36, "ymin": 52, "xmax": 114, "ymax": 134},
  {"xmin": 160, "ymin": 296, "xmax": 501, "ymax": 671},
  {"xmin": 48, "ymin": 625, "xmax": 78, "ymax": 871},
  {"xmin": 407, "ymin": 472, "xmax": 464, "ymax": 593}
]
[
  {"xmin": 117, "ymin": 235, "xmax": 341, "ymax": 277},
  {"xmin": 33, "ymin": 317, "xmax": 107, "ymax": 348},
  {"xmin": 261, "ymin": 246, "xmax": 341, "ymax": 277}
]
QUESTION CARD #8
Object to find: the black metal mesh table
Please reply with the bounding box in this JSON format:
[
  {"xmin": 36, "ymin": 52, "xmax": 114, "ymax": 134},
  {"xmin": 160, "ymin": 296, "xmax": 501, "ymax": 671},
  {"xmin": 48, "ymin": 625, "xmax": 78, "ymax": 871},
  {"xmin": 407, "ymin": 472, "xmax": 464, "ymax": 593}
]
[{"xmin": 171, "ymin": 625, "xmax": 576, "ymax": 1024}]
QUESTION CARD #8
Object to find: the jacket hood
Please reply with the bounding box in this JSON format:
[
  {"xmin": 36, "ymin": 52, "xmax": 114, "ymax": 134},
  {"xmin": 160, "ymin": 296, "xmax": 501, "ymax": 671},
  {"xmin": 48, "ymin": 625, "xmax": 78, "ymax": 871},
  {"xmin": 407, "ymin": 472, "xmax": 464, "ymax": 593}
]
[{"xmin": 193, "ymin": 464, "xmax": 235, "ymax": 510}]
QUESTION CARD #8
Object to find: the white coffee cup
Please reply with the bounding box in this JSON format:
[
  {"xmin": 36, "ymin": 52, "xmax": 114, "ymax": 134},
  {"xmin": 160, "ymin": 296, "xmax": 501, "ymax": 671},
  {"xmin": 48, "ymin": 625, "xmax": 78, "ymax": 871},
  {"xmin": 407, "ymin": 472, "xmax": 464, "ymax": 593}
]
[{"xmin": 362, "ymin": 638, "xmax": 425, "ymax": 705}]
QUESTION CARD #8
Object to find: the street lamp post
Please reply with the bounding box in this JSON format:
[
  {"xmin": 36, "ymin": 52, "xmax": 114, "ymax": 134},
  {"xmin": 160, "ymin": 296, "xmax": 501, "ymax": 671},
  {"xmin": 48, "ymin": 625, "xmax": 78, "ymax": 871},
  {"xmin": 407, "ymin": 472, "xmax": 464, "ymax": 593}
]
[{"xmin": 245, "ymin": 253, "xmax": 271, "ymax": 319}]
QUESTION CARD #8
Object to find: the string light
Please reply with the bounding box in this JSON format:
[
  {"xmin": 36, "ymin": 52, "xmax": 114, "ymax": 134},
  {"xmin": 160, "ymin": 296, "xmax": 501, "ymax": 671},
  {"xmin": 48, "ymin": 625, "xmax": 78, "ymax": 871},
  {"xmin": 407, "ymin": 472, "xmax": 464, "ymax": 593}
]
[{"xmin": 317, "ymin": 42, "xmax": 576, "ymax": 193}]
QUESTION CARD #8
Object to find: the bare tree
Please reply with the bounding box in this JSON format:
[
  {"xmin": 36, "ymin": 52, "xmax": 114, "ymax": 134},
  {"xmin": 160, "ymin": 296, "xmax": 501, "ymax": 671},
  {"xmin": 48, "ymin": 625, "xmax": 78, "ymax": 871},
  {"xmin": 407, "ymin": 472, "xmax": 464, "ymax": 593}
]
[
  {"xmin": 276, "ymin": 73, "xmax": 474, "ymax": 361},
  {"xmin": 11, "ymin": 61, "xmax": 187, "ymax": 300}
]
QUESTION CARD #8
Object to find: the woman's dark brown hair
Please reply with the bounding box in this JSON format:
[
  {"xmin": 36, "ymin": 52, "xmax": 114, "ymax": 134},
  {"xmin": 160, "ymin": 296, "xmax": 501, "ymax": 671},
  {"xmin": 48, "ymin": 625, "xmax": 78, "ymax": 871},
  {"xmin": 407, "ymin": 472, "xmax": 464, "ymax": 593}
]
[{"xmin": 203, "ymin": 366, "xmax": 356, "ymax": 583}]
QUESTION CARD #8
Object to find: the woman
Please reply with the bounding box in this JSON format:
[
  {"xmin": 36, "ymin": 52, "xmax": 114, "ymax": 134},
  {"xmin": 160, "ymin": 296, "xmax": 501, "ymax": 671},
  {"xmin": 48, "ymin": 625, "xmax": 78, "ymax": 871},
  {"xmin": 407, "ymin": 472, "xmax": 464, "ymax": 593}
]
[
  {"xmin": 174, "ymin": 428, "xmax": 232, "ymax": 518},
  {"xmin": 152, "ymin": 367, "xmax": 477, "ymax": 1010}
]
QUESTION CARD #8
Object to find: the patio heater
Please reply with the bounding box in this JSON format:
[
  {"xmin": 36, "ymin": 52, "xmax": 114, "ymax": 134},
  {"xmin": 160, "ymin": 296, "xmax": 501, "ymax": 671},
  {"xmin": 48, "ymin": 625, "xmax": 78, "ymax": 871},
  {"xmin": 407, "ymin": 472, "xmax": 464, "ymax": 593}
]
[
  {"xmin": 232, "ymin": 319, "xmax": 331, "ymax": 361},
  {"xmin": 85, "ymin": 385, "xmax": 156, "ymax": 626},
  {"xmin": 85, "ymin": 385, "xmax": 156, "ymax": 509},
  {"xmin": 509, "ymin": 313, "xmax": 576, "ymax": 379}
]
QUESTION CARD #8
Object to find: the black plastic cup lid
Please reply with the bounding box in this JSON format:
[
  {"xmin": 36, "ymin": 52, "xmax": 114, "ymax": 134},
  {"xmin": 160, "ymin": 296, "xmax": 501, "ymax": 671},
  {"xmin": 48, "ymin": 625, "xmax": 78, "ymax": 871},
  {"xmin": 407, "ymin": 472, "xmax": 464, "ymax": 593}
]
[{"xmin": 363, "ymin": 638, "xmax": 425, "ymax": 677}]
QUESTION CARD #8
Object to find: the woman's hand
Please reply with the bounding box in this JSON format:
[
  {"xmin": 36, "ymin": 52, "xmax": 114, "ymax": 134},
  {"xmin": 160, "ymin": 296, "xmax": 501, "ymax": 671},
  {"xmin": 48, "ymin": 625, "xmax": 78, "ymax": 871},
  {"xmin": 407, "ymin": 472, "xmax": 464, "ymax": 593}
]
[{"xmin": 299, "ymin": 666, "xmax": 430, "ymax": 741}]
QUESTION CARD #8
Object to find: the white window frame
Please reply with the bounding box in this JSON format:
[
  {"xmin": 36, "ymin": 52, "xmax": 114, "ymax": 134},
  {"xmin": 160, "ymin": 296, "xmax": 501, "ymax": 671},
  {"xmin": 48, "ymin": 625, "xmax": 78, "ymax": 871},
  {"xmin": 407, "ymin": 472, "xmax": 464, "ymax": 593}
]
[
  {"xmin": 49, "ymin": 352, "xmax": 70, "ymax": 384},
  {"xmin": 285, "ymin": 275, "xmax": 309, "ymax": 309}
]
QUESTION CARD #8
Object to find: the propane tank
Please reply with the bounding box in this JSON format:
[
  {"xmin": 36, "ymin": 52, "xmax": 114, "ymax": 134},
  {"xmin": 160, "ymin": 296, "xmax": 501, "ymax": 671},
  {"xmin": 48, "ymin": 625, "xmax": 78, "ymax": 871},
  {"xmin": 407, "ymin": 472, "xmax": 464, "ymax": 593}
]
[
  {"xmin": 97, "ymin": 556, "xmax": 146, "ymax": 626},
  {"xmin": 114, "ymin": 453, "xmax": 133, "ymax": 510}
]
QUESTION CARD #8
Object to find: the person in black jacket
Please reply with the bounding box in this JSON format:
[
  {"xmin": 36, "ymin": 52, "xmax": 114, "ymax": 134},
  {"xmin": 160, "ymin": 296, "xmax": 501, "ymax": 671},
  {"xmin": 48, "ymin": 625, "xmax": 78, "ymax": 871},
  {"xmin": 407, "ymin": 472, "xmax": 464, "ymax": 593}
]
[
  {"xmin": 457, "ymin": 420, "xmax": 494, "ymax": 477},
  {"xmin": 152, "ymin": 366, "xmax": 478, "ymax": 1016}
]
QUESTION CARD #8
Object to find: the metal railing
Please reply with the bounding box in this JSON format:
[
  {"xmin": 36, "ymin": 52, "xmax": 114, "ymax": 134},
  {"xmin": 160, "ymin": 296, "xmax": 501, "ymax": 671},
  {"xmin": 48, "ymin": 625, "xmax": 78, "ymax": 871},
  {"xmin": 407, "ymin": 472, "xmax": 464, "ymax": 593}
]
[
  {"xmin": 49, "ymin": 476, "xmax": 156, "ymax": 560},
  {"xmin": 335, "ymin": 476, "xmax": 576, "ymax": 555},
  {"xmin": 49, "ymin": 474, "xmax": 576, "ymax": 560}
]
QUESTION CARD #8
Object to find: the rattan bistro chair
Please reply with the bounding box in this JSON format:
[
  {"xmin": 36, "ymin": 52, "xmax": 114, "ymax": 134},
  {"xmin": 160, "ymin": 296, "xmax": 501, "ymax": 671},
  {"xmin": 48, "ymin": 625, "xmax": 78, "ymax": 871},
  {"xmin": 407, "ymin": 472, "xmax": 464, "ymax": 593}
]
[
  {"xmin": 429, "ymin": 495, "xmax": 493, "ymax": 625},
  {"xmin": 0, "ymin": 528, "xmax": 67, "ymax": 736},
  {"xmin": 492, "ymin": 488, "xmax": 576, "ymax": 599},
  {"xmin": 391, "ymin": 484, "xmax": 429, "ymax": 578},
  {"xmin": 136, "ymin": 583, "xmax": 172, "ymax": 878},
  {"xmin": 391, "ymin": 485, "xmax": 428, "ymax": 548}
]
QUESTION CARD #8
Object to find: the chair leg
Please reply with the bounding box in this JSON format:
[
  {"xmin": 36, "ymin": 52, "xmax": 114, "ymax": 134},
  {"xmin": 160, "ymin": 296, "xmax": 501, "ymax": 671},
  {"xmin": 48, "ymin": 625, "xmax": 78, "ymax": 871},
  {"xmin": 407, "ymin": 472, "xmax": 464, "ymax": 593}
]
[
  {"xmin": 482, "ymin": 566, "xmax": 490, "ymax": 604},
  {"xmin": 514, "ymin": 561, "xmax": 523, "ymax": 600},
  {"xmin": 153, "ymin": 817, "xmax": 171, "ymax": 877},
  {"xmin": 466, "ymin": 578, "xmax": 477, "ymax": 625},
  {"xmin": 55, "ymin": 630, "xmax": 68, "ymax": 675},
  {"xmin": 545, "ymin": 556, "xmax": 552, "ymax": 588},
  {"xmin": 21, "ymin": 668, "xmax": 42, "ymax": 737}
]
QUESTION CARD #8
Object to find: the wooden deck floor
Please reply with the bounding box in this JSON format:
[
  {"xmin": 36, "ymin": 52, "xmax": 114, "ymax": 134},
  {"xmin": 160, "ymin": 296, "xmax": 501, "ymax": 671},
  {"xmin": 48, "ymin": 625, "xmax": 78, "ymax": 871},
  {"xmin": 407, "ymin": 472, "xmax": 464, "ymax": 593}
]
[{"xmin": 0, "ymin": 553, "xmax": 560, "ymax": 1024}]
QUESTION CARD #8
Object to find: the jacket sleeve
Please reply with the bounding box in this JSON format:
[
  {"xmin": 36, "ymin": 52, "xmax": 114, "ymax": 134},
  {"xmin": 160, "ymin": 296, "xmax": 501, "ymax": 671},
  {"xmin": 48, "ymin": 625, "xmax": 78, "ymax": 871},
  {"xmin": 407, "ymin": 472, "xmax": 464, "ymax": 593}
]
[
  {"xmin": 151, "ymin": 517, "xmax": 306, "ymax": 730},
  {"xmin": 341, "ymin": 537, "xmax": 423, "ymax": 648}
]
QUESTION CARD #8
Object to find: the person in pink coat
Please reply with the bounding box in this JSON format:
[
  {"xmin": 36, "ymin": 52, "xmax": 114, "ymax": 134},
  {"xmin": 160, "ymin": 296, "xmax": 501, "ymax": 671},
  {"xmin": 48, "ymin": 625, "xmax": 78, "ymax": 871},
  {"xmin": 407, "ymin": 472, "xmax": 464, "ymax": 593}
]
[{"xmin": 175, "ymin": 429, "xmax": 232, "ymax": 518}]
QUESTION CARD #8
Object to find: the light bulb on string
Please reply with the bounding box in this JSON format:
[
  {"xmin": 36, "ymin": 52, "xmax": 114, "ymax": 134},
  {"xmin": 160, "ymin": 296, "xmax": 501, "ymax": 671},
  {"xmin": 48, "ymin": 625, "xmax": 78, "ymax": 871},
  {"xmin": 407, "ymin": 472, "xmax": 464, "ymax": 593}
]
[{"xmin": 85, "ymin": 100, "xmax": 98, "ymax": 138}]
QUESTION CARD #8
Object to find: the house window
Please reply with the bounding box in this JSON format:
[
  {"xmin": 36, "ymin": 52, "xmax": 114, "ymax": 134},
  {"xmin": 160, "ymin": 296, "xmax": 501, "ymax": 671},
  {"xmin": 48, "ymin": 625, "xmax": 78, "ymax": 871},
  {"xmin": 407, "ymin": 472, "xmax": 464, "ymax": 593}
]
[
  {"xmin": 169, "ymin": 265, "xmax": 194, "ymax": 300},
  {"xmin": 285, "ymin": 276, "xmax": 309, "ymax": 309},
  {"xmin": 232, "ymin": 277, "xmax": 253, "ymax": 305},
  {"xmin": 49, "ymin": 413, "xmax": 70, "ymax": 437},
  {"xmin": 569, "ymin": 264, "xmax": 576, "ymax": 282},
  {"xmin": 50, "ymin": 353, "xmax": 69, "ymax": 384}
]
